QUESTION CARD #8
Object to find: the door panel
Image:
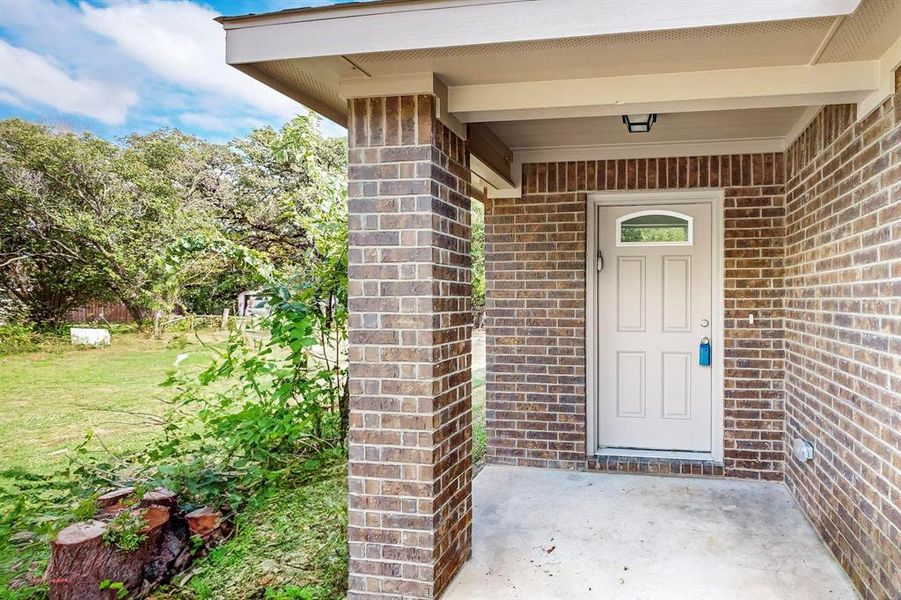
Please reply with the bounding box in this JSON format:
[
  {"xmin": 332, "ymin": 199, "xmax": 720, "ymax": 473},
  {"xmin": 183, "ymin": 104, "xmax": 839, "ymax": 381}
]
[
  {"xmin": 616, "ymin": 352, "xmax": 646, "ymax": 417},
  {"xmin": 661, "ymin": 352, "xmax": 691, "ymax": 419},
  {"xmin": 617, "ymin": 257, "xmax": 645, "ymax": 332},
  {"xmin": 597, "ymin": 202, "xmax": 713, "ymax": 452},
  {"xmin": 662, "ymin": 256, "xmax": 691, "ymax": 332}
]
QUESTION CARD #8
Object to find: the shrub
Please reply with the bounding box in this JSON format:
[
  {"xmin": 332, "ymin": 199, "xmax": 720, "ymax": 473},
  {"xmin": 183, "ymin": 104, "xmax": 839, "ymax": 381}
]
[
  {"xmin": 0, "ymin": 323, "xmax": 39, "ymax": 355},
  {"xmin": 135, "ymin": 281, "xmax": 348, "ymax": 510}
]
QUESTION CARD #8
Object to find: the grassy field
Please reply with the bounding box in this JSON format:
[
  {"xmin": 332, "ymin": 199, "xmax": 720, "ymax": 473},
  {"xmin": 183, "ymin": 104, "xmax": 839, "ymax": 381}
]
[
  {"xmin": 0, "ymin": 329, "xmax": 488, "ymax": 598},
  {"xmin": 0, "ymin": 332, "xmax": 224, "ymax": 474},
  {"xmin": 0, "ymin": 330, "xmax": 488, "ymax": 474}
]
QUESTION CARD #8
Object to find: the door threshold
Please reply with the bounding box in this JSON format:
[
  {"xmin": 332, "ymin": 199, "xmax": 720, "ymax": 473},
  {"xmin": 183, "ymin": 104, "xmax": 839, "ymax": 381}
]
[{"xmin": 595, "ymin": 447, "xmax": 714, "ymax": 461}]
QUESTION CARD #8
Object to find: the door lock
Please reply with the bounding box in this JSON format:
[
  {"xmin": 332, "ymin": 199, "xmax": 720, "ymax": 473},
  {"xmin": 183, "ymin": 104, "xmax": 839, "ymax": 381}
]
[
  {"xmin": 699, "ymin": 318, "xmax": 709, "ymax": 327},
  {"xmin": 699, "ymin": 336, "xmax": 711, "ymax": 366}
]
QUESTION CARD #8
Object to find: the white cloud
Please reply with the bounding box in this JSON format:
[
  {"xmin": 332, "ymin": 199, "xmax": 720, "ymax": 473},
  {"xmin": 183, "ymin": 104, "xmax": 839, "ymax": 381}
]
[
  {"xmin": 80, "ymin": 1, "xmax": 301, "ymax": 120},
  {"xmin": 0, "ymin": 40, "xmax": 138, "ymax": 125},
  {"xmin": 0, "ymin": 90, "xmax": 26, "ymax": 109},
  {"xmin": 179, "ymin": 111, "xmax": 266, "ymax": 132}
]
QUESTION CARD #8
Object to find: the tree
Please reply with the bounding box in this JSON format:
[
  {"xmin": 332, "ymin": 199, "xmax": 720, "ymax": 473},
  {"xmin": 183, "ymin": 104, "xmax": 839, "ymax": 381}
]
[
  {"xmin": 0, "ymin": 120, "xmax": 220, "ymax": 326},
  {"xmin": 218, "ymin": 115, "xmax": 346, "ymax": 267},
  {"xmin": 160, "ymin": 115, "xmax": 348, "ymax": 316},
  {"xmin": 0, "ymin": 116, "xmax": 348, "ymax": 327},
  {"xmin": 471, "ymin": 200, "xmax": 486, "ymax": 321},
  {"xmin": 134, "ymin": 115, "xmax": 350, "ymax": 504}
]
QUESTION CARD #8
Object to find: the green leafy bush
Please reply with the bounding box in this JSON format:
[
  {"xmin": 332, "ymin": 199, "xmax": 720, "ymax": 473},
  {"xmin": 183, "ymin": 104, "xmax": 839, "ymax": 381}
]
[
  {"xmin": 0, "ymin": 323, "xmax": 39, "ymax": 355},
  {"xmin": 471, "ymin": 200, "xmax": 485, "ymax": 318},
  {"xmin": 103, "ymin": 510, "xmax": 148, "ymax": 552},
  {"xmin": 99, "ymin": 580, "xmax": 129, "ymax": 599},
  {"xmin": 0, "ymin": 323, "xmax": 78, "ymax": 356}
]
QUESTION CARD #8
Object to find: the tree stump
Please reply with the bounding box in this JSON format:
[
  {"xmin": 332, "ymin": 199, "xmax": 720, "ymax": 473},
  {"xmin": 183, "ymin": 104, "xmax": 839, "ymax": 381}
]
[
  {"xmin": 140, "ymin": 488, "xmax": 177, "ymax": 509},
  {"xmin": 185, "ymin": 507, "xmax": 230, "ymax": 544},
  {"xmin": 47, "ymin": 505, "xmax": 182, "ymax": 599},
  {"xmin": 47, "ymin": 521, "xmax": 110, "ymax": 599},
  {"xmin": 96, "ymin": 488, "xmax": 134, "ymax": 510},
  {"xmin": 47, "ymin": 485, "xmax": 224, "ymax": 599},
  {"xmin": 185, "ymin": 507, "xmax": 221, "ymax": 537}
]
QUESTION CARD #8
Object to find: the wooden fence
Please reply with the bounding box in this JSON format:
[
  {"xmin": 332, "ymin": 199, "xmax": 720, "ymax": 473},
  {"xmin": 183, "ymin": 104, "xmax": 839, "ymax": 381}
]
[{"xmin": 67, "ymin": 301, "xmax": 137, "ymax": 324}]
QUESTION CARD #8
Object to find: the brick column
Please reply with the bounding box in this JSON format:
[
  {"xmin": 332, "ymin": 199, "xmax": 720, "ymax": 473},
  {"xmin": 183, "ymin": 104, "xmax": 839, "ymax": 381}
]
[{"xmin": 346, "ymin": 95, "xmax": 472, "ymax": 599}]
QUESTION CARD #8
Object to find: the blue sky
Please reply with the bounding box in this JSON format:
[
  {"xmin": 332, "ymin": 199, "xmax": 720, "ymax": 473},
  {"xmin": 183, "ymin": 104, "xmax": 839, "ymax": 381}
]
[{"xmin": 0, "ymin": 1, "xmax": 355, "ymax": 141}]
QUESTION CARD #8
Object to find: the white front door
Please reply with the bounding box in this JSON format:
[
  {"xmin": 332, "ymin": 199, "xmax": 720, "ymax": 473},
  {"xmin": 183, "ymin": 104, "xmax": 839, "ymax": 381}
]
[{"xmin": 596, "ymin": 202, "xmax": 713, "ymax": 452}]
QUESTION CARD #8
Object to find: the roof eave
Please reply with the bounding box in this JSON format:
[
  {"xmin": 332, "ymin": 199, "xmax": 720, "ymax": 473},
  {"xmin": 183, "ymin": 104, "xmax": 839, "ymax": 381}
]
[{"xmin": 215, "ymin": 0, "xmax": 452, "ymax": 26}]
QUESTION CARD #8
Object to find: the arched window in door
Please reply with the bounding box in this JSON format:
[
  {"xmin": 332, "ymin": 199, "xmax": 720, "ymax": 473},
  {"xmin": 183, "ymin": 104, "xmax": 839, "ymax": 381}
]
[{"xmin": 616, "ymin": 210, "xmax": 693, "ymax": 246}]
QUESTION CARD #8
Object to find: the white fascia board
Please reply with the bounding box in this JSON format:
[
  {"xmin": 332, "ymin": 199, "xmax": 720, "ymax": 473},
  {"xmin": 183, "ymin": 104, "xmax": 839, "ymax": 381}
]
[
  {"xmin": 448, "ymin": 62, "xmax": 879, "ymax": 123},
  {"xmin": 471, "ymin": 154, "xmax": 515, "ymax": 191},
  {"xmin": 453, "ymin": 94, "xmax": 867, "ymax": 123},
  {"xmin": 221, "ymin": 0, "xmax": 861, "ymax": 64},
  {"xmin": 513, "ymin": 137, "xmax": 786, "ymax": 164},
  {"xmin": 857, "ymin": 35, "xmax": 901, "ymax": 119},
  {"xmin": 339, "ymin": 73, "xmax": 437, "ymax": 99}
]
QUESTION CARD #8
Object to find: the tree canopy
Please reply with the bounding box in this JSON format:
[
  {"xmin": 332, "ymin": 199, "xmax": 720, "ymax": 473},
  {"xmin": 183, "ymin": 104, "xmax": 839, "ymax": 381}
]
[{"xmin": 0, "ymin": 116, "xmax": 347, "ymax": 327}]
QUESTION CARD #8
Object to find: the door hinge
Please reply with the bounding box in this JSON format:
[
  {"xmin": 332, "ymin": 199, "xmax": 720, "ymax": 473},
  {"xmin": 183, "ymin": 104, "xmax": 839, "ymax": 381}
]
[{"xmin": 597, "ymin": 250, "xmax": 605, "ymax": 272}]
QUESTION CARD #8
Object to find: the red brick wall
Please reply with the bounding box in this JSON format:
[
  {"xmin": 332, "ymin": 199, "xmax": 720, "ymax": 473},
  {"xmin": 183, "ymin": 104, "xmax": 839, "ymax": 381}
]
[
  {"xmin": 782, "ymin": 73, "xmax": 900, "ymax": 599},
  {"xmin": 346, "ymin": 95, "xmax": 472, "ymax": 599},
  {"xmin": 484, "ymin": 193, "xmax": 586, "ymax": 469},
  {"xmin": 485, "ymin": 154, "xmax": 786, "ymax": 479}
]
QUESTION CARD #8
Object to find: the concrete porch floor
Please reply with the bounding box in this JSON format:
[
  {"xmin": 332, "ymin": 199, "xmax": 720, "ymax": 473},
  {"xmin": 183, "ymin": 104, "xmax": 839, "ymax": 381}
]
[{"xmin": 443, "ymin": 466, "xmax": 857, "ymax": 600}]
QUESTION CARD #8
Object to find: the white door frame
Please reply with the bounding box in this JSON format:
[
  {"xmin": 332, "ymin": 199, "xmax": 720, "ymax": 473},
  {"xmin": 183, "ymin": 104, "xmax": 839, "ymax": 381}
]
[{"xmin": 586, "ymin": 189, "xmax": 725, "ymax": 463}]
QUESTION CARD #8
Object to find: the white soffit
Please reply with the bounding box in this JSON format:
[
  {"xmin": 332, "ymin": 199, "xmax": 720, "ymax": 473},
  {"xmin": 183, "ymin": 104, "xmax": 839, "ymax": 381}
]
[
  {"xmin": 348, "ymin": 18, "xmax": 839, "ymax": 84},
  {"xmin": 818, "ymin": 0, "xmax": 901, "ymax": 61},
  {"xmin": 490, "ymin": 108, "xmax": 809, "ymax": 152},
  {"xmin": 219, "ymin": 0, "xmax": 901, "ymax": 134}
]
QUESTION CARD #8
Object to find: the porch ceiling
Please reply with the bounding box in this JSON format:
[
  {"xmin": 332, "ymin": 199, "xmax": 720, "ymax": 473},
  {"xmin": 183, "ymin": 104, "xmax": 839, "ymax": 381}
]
[
  {"xmin": 488, "ymin": 107, "xmax": 809, "ymax": 159},
  {"xmin": 218, "ymin": 0, "xmax": 901, "ymax": 190}
]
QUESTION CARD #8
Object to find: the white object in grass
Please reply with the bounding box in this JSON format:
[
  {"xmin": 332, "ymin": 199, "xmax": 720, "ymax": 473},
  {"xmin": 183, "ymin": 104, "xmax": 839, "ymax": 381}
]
[
  {"xmin": 70, "ymin": 328, "xmax": 111, "ymax": 347},
  {"xmin": 174, "ymin": 353, "xmax": 189, "ymax": 366}
]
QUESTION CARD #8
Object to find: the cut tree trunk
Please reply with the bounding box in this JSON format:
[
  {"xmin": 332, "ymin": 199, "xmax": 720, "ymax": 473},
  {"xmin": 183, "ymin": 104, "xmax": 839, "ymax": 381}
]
[
  {"xmin": 185, "ymin": 507, "xmax": 230, "ymax": 545},
  {"xmin": 96, "ymin": 488, "xmax": 135, "ymax": 510},
  {"xmin": 140, "ymin": 488, "xmax": 177, "ymax": 509},
  {"xmin": 47, "ymin": 505, "xmax": 181, "ymax": 600},
  {"xmin": 185, "ymin": 507, "xmax": 221, "ymax": 538},
  {"xmin": 47, "ymin": 521, "xmax": 110, "ymax": 599}
]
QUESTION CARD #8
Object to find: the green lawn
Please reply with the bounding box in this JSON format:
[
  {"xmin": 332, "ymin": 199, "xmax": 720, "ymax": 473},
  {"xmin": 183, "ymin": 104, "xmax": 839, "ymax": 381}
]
[
  {"xmin": 0, "ymin": 330, "xmax": 488, "ymax": 474},
  {"xmin": 0, "ymin": 329, "xmax": 488, "ymax": 599},
  {"xmin": 472, "ymin": 369, "xmax": 487, "ymax": 464},
  {"xmin": 0, "ymin": 332, "xmax": 223, "ymax": 473}
]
